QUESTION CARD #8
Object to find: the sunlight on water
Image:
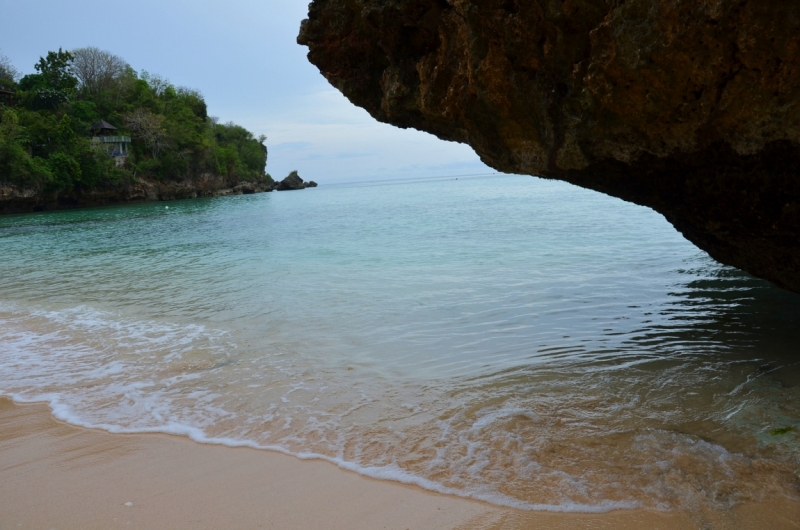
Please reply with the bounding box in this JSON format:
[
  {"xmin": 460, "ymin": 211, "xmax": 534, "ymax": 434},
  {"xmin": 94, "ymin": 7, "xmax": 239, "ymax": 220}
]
[{"xmin": 1, "ymin": 175, "xmax": 798, "ymax": 515}]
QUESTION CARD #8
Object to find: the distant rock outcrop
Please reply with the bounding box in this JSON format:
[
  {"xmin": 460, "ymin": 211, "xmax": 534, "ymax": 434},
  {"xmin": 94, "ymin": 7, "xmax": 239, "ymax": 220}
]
[
  {"xmin": 275, "ymin": 171, "xmax": 318, "ymax": 191},
  {"xmin": 299, "ymin": 0, "xmax": 800, "ymax": 293}
]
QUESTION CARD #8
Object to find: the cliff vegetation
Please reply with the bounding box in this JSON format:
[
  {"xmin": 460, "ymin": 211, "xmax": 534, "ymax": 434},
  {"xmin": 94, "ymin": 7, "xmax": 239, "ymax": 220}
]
[{"xmin": 0, "ymin": 47, "xmax": 270, "ymax": 208}]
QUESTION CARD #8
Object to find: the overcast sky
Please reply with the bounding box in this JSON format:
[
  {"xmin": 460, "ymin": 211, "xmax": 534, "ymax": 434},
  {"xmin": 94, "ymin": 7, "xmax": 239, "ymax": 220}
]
[{"xmin": 1, "ymin": 0, "xmax": 495, "ymax": 183}]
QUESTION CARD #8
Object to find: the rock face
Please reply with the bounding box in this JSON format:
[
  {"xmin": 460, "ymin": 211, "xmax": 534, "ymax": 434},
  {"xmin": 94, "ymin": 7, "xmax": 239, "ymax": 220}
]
[
  {"xmin": 275, "ymin": 171, "xmax": 318, "ymax": 190},
  {"xmin": 0, "ymin": 175, "xmax": 273, "ymax": 215},
  {"xmin": 276, "ymin": 171, "xmax": 307, "ymax": 191},
  {"xmin": 298, "ymin": 0, "xmax": 800, "ymax": 292}
]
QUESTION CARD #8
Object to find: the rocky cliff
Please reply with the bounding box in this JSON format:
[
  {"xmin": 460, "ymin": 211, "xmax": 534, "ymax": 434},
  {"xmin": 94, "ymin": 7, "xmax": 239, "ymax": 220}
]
[
  {"xmin": 298, "ymin": 0, "xmax": 800, "ymax": 292},
  {"xmin": 0, "ymin": 175, "xmax": 273, "ymax": 215}
]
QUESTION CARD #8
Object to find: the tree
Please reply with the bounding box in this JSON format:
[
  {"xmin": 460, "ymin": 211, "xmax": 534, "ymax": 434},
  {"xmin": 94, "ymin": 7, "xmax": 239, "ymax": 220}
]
[
  {"xmin": 0, "ymin": 108, "xmax": 52, "ymax": 187},
  {"xmin": 18, "ymin": 48, "xmax": 78, "ymax": 109},
  {"xmin": 124, "ymin": 108, "xmax": 170, "ymax": 158},
  {"xmin": 33, "ymin": 48, "xmax": 76, "ymax": 91},
  {"xmin": 212, "ymin": 121, "xmax": 268, "ymax": 177},
  {"xmin": 0, "ymin": 50, "xmax": 20, "ymax": 87},
  {"xmin": 140, "ymin": 71, "xmax": 171, "ymax": 97},
  {"xmin": 71, "ymin": 47, "xmax": 129, "ymax": 98}
]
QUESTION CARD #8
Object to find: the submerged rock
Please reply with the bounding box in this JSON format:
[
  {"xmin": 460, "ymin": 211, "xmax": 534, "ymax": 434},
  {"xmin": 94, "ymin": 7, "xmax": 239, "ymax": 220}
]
[{"xmin": 298, "ymin": 0, "xmax": 800, "ymax": 293}]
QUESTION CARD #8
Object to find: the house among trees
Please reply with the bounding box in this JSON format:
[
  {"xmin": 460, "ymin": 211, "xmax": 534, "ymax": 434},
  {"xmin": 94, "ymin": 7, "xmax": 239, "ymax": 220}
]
[
  {"xmin": 91, "ymin": 120, "xmax": 131, "ymax": 165},
  {"xmin": 0, "ymin": 65, "xmax": 14, "ymax": 106},
  {"xmin": 0, "ymin": 72, "xmax": 13, "ymax": 106},
  {"xmin": 0, "ymin": 88, "xmax": 13, "ymax": 106}
]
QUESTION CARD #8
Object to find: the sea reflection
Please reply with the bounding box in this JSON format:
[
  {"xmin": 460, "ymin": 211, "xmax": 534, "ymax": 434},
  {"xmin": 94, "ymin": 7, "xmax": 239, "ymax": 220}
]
[{"xmin": 661, "ymin": 261, "xmax": 800, "ymax": 371}]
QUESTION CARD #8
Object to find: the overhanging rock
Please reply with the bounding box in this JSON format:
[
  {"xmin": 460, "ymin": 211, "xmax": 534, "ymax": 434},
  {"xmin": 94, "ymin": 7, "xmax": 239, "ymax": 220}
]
[{"xmin": 299, "ymin": 0, "xmax": 800, "ymax": 293}]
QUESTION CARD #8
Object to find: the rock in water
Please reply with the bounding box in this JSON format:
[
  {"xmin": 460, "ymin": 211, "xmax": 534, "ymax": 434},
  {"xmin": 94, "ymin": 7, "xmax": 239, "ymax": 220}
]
[
  {"xmin": 276, "ymin": 171, "xmax": 308, "ymax": 191},
  {"xmin": 298, "ymin": 0, "xmax": 800, "ymax": 293}
]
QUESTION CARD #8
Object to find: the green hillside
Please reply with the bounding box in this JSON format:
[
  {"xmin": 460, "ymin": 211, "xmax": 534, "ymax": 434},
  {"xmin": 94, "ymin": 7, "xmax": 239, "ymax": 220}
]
[{"xmin": 0, "ymin": 47, "xmax": 270, "ymax": 194}]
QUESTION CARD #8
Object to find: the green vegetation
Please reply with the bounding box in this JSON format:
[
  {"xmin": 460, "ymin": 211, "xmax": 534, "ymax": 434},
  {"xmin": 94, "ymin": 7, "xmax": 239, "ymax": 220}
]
[
  {"xmin": 0, "ymin": 47, "xmax": 269, "ymax": 193},
  {"xmin": 770, "ymin": 426, "xmax": 795, "ymax": 436}
]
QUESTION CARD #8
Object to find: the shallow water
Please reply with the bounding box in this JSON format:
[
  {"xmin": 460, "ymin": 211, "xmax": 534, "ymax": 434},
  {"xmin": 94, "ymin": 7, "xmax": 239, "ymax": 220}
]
[{"xmin": 1, "ymin": 175, "xmax": 798, "ymax": 515}]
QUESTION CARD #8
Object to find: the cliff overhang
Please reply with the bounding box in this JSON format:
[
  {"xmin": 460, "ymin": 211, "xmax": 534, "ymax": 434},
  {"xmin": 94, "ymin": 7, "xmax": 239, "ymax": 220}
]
[{"xmin": 298, "ymin": 0, "xmax": 800, "ymax": 293}]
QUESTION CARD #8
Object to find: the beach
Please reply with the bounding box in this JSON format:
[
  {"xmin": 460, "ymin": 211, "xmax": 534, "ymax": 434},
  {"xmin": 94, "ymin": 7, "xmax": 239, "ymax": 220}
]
[{"xmin": 7, "ymin": 397, "xmax": 797, "ymax": 529}]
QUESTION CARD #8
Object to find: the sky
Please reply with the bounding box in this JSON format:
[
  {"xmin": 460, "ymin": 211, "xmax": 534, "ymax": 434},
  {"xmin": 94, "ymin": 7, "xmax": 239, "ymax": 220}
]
[{"xmin": 0, "ymin": 0, "xmax": 495, "ymax": 184}]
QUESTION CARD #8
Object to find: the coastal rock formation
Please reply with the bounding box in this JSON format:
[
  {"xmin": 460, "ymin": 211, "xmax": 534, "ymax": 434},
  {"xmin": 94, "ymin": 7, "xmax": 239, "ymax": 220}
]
[
  {"xmin": 0, "ymin": 175, "xmax": 273, "ymax": 215},
  {"xmin": 298, "ymin": 0, "xmax": 800, "ymax": 292},
  {"xmin": 275, "ymin": 171, "xmax": 318, "ymax": 191}
]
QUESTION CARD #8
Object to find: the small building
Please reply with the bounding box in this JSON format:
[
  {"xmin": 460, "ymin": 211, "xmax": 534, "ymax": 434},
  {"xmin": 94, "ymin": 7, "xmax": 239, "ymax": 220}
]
[
  {"xmin": 91, "ymin": 120, "xmax": 131, "ymax": 165},
  {"xmin": 0, "ymin": 88, "xmax": 13, "ymax": 107}
]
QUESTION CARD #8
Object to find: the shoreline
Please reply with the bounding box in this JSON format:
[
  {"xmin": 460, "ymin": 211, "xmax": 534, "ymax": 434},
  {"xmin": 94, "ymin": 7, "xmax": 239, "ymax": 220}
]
[
  {"xmin": 1, "ymin": 397, "xmax": 797, "ymax": 529},
  {"xmin": 0, "ymin": 176, "xmax": 274, "ymax": 216},
  {"xmin": 0, "ymin": 171, "xmax": 317, "ymax": 216}
]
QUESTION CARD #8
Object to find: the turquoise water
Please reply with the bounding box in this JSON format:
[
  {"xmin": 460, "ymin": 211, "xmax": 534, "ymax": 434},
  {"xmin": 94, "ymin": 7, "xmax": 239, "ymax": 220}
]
[{"xmin": 1, "ymin": 175, "xmax": 798, "ymax": 514}]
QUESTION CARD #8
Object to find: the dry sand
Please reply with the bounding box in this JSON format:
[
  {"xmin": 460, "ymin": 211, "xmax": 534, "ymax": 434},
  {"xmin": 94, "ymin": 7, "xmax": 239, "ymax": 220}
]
[{"xmin": 0, "ymin": 397, "xmax": 797, "ymax": 530}]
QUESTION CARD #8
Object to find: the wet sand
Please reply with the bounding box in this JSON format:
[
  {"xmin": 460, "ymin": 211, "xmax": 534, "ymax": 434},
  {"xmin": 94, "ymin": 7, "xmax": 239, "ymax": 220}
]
[{"xmin": 0, "ymin": 397, "xmax": 796, "ymax": 529}]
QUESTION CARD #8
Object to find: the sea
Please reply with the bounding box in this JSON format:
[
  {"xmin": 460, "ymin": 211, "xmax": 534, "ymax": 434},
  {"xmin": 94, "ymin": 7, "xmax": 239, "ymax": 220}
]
[{"xmin": 1, "ymin": 174, "xmax": 798, "ymax": 516}]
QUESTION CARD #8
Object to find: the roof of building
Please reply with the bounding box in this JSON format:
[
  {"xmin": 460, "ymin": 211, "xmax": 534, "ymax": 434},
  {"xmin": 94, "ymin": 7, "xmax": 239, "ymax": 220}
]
[{"xmin": 90, "ymin": 120, "xmax": 118, "ymax": 131}]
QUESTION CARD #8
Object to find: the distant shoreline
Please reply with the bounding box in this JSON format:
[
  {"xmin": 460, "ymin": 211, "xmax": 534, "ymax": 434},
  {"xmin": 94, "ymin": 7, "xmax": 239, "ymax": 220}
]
[
  {"xmin": 0, "ymin": 171, "xmax": 317, "ymax": 215},
  {"xmin": 0, "ymin": 175, "xmax": 273, "ymax": 215}
]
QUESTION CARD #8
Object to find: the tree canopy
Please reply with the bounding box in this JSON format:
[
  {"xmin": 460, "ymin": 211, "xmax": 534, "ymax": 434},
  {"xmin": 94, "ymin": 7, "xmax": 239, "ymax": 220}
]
[
  {"xmin": 0, "ymin": 47, "xmax": 269, "ymax": 193},
  {"xmin": 0, "ymin": 50, "xmax": 20, "ymax": 86}
]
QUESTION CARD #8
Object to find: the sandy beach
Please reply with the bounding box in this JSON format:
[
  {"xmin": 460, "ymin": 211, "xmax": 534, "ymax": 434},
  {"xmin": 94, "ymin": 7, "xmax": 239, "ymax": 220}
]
[{"xmin": 0, "ymin": 397, "xmax": 796, "ymax": 529}]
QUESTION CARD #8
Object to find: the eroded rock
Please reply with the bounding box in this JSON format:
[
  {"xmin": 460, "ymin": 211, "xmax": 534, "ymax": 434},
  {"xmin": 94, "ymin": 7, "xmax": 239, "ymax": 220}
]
[
  {"xmin": 299, "ymin": 0, "xmax": 800, "ymax": 292},
  {"xmin": 276, "ymin": 171, "xmax": 317, "ymax": 190}
]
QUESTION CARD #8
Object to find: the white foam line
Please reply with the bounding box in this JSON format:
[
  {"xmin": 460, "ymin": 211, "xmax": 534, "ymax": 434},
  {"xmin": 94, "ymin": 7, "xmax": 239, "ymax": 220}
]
[{"xmin": 1, "ymin": 391, "xmax": 641, "ymax": 514}]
